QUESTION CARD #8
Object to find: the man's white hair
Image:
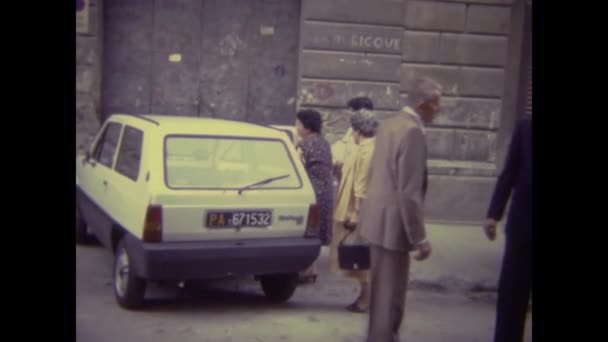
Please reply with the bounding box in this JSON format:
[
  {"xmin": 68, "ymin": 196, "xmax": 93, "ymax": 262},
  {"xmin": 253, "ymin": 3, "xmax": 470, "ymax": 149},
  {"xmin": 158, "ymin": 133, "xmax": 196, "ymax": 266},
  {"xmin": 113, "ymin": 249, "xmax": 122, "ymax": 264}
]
[{"xmin": 408, "ymin": 77, "xmax": 442, "ymax": 106}]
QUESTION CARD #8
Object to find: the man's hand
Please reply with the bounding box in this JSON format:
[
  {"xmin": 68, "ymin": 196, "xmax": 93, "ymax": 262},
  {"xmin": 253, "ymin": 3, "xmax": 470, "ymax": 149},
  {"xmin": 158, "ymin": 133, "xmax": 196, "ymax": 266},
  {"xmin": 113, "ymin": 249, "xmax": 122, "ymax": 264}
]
[
  {"xmin": 483, "ymin": 218, "xmax": 498, "ymax": 241},
  {"xmin": 343, "ymin": 213, "xmax": 358, "ymax": 231},
  {"xmin": 413, "ymin": 240, "xmax": 431, "ymax": 261}
]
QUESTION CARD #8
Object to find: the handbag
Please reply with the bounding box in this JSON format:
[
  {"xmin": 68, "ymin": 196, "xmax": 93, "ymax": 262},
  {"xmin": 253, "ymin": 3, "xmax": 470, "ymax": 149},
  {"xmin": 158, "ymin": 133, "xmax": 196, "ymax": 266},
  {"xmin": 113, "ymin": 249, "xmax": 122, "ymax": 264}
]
[{"xmin": 338, "ymin": 227, "xmax": 371, "ymax": 271}]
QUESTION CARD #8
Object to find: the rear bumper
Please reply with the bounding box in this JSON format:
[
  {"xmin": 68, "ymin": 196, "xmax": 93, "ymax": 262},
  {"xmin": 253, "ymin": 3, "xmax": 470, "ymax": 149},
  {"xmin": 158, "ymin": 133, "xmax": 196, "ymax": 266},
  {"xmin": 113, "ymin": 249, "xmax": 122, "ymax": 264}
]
[{"xmin": 125, "ymin": 235, "xmax": 321, "ymax": 281}]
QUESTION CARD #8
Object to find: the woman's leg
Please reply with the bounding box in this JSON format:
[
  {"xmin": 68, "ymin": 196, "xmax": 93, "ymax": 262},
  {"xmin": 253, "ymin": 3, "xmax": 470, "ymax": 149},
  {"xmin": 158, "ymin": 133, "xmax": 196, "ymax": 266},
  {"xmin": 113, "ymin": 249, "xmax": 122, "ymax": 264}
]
[{"xmin": 299, "ymin": 258, "xmax": 318, "ymax": 284}]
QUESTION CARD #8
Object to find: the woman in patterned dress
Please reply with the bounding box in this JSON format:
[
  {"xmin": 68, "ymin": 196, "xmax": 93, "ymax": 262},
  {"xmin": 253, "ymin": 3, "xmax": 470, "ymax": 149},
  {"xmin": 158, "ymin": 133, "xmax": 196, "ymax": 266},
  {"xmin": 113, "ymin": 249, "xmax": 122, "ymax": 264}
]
[{"xmin": 295, "ymin": 109, "xmax": 334, "ymax": 283}]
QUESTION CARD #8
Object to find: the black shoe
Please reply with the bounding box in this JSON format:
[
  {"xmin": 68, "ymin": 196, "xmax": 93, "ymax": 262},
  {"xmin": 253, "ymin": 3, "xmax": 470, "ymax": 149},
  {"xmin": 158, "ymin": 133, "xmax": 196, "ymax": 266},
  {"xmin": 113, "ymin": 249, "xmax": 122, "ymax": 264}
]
[
  {"xmin": 298, "ymin": 274, "xmax": 317, "ymax": 284},
  {"xmin": 346, "ymin": 302, "xmax": 368, "ymax": 313}
]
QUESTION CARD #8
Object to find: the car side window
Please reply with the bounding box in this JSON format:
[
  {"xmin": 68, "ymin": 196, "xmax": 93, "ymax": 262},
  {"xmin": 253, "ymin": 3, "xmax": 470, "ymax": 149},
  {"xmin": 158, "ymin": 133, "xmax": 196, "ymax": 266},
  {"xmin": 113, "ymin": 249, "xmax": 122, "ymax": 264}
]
[
  {"xmin": 115, "ymin": 126, "xmax": 143, "ymax": 181},
  {"xmin": 93, "ymin": 122, "xmax": 123, "ymax": 168}
]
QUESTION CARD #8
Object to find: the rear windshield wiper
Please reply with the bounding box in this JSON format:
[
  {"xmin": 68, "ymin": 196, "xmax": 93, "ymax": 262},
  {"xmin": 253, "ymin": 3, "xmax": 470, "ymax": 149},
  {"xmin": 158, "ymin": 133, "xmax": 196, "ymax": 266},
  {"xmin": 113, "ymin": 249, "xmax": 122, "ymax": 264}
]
[{"xmin": 237, "ymin": 174, "xmax": 290, "ymax": 195}]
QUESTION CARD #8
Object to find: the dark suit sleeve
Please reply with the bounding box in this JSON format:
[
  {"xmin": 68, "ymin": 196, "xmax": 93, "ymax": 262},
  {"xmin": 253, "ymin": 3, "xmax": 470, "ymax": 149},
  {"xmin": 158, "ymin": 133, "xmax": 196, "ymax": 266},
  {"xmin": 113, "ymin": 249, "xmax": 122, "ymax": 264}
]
[{"xmin": 486, "ymin": 120, "xmax": 523, "ymax": 221}]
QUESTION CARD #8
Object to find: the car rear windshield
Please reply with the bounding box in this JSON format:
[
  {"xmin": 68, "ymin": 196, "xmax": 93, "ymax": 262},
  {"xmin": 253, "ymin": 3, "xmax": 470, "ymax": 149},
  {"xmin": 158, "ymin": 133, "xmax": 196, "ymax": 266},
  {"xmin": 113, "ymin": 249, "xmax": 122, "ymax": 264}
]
[{"xmin": 164, "ymin": 135, "xmax": 302, "ymax": 190}]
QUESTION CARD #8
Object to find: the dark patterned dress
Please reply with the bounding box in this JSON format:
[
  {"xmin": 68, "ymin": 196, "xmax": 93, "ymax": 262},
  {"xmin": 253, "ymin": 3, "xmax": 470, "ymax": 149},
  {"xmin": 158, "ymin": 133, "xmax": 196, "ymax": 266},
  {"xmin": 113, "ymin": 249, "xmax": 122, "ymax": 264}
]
[{"xmin": 297, "ymin": 134, "xmax": 334, "ymax": 245}]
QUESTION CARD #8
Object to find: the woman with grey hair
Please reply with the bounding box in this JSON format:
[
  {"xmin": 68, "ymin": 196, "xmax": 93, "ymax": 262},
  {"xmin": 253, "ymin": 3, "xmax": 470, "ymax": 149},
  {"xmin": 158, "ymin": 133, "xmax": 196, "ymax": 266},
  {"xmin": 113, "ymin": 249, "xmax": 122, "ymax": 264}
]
[{"xmin": 329, "ymin": 108, "xmax": 379, "ymax": 313}]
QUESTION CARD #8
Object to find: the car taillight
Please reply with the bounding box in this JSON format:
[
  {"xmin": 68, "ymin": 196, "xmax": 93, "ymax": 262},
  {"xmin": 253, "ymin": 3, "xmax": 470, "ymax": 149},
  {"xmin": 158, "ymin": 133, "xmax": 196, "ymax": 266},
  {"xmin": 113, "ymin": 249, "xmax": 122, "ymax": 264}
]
[
  {"xmin": 143, "ymin": 205, "xmax": 162, "ymax": 243},
  {"xmin": 304, "ymin": 204, "xmax": 319, "ymax": 238}
]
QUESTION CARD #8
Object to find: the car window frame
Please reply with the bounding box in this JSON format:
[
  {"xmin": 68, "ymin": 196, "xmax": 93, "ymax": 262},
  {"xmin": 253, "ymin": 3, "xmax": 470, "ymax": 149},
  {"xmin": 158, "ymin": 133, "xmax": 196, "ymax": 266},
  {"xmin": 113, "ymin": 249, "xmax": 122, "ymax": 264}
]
[
  {"xmin": 114, "ymin": 124, "xmax": 144, "ymax": 182},
  {"xmin": 92, "ymin": 121, "xmax": 123, "ymax": 169},
  {"xmin": 163, "ymin": 134, "xmax": 304, "ymax": 191}
]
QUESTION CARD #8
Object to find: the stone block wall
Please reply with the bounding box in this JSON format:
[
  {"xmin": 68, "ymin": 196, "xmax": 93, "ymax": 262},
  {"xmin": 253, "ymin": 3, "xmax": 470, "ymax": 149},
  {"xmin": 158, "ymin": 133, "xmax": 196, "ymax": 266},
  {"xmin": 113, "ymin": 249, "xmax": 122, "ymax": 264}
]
[
  {"xmin": 298, "ymin": 0, "xmax": 516, "ymax": 223},
  {"xmin": 76, "ymin": 0, "xmax": 103, "ymax": 155},
  {"xmin": 400, "ymin": 0, "xmax": 512, "ymax": 222},
  {"xmin": 75, "ymin": 0, "xmax": 523, "ymax": 223},
  {"xmin": 298, "ymin": 0, "xmax": 404, "ymax": 143}
]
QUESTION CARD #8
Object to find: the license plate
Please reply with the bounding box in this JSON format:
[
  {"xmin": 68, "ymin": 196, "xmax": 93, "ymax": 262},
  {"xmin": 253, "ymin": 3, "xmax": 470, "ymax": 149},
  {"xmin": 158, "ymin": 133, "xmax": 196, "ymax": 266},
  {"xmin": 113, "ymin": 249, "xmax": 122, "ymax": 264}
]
[{"xmin": 206, "ymin": 210, "xmax": 272, "ymax": 228}]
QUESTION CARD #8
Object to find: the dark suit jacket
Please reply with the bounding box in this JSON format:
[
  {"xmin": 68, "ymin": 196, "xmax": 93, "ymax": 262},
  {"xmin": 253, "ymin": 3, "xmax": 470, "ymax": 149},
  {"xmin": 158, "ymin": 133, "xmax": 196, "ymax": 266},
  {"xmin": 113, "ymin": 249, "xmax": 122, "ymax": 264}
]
[{"xmin": 486, "ymin": 118, "xmax": 532, "ymax": 242}]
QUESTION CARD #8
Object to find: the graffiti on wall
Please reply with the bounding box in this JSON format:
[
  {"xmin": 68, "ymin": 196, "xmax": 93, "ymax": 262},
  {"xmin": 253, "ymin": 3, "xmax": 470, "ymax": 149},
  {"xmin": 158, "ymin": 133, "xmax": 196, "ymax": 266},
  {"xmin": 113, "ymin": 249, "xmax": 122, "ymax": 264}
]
[{"xmin": 349, "ymin": 34, "xmax": 400, "ymax": 51}]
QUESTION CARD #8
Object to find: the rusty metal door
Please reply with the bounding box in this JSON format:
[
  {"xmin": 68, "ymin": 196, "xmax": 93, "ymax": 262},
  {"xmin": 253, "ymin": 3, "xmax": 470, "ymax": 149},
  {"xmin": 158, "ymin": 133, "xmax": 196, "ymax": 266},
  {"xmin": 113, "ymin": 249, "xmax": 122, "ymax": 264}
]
[
  {"xmin": 102, "ymin": 0, "xmax": 300, "ymax": 125},
  {"xmin": 245, "ymin": 0, "xmax": 300, "ymax": 125}
]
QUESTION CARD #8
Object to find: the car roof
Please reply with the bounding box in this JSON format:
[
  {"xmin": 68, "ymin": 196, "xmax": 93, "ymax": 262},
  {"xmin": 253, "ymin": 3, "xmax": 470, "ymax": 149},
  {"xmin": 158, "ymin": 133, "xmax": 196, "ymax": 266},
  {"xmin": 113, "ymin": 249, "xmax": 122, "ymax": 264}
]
[
  {"xmin": 269, "ymin": 125, "xmax": 298, "ymax": 143},
  {"xmin": 270, "ymin": 125, "xmax": 295, "ymax": 131},
  {"xmin": 109, "ymin": 114, "xmax": 286, "ymax": 139}
]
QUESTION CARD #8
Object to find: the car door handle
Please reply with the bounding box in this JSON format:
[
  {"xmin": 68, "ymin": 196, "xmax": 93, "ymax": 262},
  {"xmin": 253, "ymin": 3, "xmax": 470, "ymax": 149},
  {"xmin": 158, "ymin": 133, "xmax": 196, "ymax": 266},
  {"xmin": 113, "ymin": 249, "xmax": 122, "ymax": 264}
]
[{"xmin": 103, "ymin": 180, "xmax": 108, "ymax": 187}]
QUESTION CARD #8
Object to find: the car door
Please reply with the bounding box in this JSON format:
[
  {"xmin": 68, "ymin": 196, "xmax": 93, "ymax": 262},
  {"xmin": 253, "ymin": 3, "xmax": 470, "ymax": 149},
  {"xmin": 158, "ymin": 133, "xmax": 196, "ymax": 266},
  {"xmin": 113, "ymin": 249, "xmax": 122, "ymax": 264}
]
[
  {"xmin": 78, "ymin": 121, "xmax": 124, "ymax": 248},
  {"xmin": 104, "ymin": 125, "xmax": 149, "ymax": 240},
  {"xmin": 77, "ymin": 124, "xmax": 104, "ymax": 227},
  {"xmin": 77, "ymin": 121, "xmax": 110, "ymax": 239}
]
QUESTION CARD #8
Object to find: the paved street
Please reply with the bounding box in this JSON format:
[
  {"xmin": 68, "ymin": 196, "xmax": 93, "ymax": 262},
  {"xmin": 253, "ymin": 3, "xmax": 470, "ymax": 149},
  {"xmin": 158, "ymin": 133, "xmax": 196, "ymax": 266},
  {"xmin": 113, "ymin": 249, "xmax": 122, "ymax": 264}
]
[{"xmin": 77, "ymin": 243, "xmax": 532, "ymax": 342}]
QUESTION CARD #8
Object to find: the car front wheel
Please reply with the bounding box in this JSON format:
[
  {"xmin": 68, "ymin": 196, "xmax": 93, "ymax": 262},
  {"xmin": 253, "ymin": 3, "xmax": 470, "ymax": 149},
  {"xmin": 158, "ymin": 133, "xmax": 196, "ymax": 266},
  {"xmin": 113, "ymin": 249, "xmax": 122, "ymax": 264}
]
[
  {"xmin": 76, "ymin": 206, "xmax": 94, "ymax": 245},
  {"xmin": 113, "ymin": 238, "xmax": 147, "ymax": 309},
  {"xmin": 260, "ymin": 273, "xmax": 298, "ymax": 303}
]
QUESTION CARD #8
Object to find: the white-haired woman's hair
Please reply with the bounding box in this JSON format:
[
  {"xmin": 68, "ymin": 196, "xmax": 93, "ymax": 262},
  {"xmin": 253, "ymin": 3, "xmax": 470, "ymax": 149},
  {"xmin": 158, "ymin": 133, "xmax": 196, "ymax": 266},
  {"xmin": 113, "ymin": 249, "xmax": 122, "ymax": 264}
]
[
  {"xmin": 408, "ymin": 77, "xmax": 442, "ymax": 106},
  {"xmin": 351, "ymin": 108, "xmax": 379, "ymax": 137}
]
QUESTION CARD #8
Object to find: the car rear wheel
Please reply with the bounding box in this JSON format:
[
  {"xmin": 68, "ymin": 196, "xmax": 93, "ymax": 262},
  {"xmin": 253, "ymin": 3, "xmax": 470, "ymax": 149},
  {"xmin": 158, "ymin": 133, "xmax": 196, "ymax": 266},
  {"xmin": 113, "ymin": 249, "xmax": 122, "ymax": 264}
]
[
  {"xmin": 260, "ymin": 273, "xmax": 298, "ymax": 303},
  {"xmin": 113, "ymin": 238, "xmax": 147, "ymax": 309}
]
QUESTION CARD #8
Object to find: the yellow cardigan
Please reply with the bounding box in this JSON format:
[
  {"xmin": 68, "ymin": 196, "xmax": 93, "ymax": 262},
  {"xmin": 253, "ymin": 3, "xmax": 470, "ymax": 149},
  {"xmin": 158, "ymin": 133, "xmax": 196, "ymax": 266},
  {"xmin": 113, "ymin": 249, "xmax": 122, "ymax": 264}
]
[{"xmin": 333, "ymin": 137, "xmax": 375, "ymax": 222}]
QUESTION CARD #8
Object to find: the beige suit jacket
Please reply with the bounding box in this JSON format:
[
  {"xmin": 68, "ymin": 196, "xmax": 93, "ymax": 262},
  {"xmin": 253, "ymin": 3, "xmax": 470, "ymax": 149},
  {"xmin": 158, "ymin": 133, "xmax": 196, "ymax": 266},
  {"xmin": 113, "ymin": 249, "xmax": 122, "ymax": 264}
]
[{"xmin": 359, "ymin": 107, "xmax": 428, "ymax": 252}]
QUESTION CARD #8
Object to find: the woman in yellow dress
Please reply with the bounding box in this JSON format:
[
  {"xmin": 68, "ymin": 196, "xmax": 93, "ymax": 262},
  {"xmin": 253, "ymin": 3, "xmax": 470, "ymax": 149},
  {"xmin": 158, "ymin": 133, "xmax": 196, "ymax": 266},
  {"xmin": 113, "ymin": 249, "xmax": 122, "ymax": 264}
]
[{"xmin": 329, "ymin": 109, "xmax": 378, "ymax": 313}]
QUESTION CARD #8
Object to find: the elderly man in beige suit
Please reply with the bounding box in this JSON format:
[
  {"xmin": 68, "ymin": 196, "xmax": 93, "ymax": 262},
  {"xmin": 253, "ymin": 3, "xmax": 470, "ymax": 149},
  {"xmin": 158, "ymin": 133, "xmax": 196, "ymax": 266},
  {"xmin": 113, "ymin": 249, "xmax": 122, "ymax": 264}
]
[{"xmin": 359, "ymin": 77, "xmax": 442, "ymax": 342}]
